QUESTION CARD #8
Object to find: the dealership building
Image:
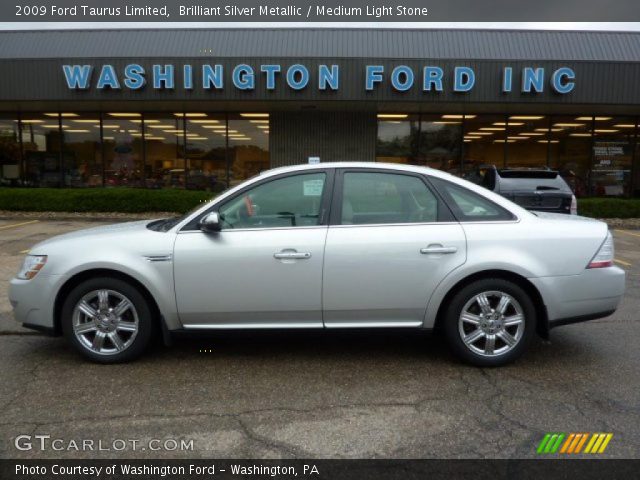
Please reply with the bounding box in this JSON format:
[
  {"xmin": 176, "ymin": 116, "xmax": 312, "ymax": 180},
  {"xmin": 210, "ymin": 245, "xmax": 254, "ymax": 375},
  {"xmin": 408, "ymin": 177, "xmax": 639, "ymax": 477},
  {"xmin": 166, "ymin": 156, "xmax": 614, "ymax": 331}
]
[{"xmin": 1, "ymin": 28, "xmax": 640, "ymax": 196}]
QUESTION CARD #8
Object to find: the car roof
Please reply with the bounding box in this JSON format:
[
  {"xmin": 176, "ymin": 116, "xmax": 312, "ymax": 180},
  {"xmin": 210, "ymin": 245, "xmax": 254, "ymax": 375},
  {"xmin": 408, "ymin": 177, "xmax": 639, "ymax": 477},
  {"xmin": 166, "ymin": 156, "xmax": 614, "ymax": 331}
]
[{"xmin": 262, "ymin": 161, "xmax": 440, "ymax": 177}]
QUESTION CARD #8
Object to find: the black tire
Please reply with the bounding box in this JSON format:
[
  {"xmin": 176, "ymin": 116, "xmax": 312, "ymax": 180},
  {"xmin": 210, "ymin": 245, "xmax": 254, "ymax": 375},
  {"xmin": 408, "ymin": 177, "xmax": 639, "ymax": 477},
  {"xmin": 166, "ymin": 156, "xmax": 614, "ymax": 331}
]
[
  {"xmin": 61, "ymin": 277, "xmax": 154, "ymax": 363},
  {"xmin": 443, "ymin": 278, "xmax": 536, "ymax": 367}
]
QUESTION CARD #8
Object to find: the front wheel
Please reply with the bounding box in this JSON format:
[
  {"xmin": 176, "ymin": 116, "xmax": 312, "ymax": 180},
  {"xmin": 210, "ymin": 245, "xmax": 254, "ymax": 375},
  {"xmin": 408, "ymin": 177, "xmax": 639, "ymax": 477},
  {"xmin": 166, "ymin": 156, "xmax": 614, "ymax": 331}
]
[
  {"xmin": 443, "ymin": 278, "xmax": 536, "ymax": 367},
  {"xmin": 61, "ymin": 277, "xmax": 154, "ymax": 363}
]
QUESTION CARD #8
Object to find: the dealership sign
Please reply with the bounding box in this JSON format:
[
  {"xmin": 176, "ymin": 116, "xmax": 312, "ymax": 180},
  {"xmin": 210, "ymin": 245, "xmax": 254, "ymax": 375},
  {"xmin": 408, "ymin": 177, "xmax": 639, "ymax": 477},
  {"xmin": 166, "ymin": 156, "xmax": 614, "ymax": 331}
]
[{"xmin": 62, "ymin": 63, "xmax": 576, "ymax": 94}]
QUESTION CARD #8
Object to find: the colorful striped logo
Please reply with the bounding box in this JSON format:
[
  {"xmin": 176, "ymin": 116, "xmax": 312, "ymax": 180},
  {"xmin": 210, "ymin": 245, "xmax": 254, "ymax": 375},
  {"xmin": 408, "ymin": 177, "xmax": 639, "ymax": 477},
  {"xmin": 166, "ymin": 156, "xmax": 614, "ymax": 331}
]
[{"xmin": 537, "ymin": 433, "xmax": 613, "ymax": 454}]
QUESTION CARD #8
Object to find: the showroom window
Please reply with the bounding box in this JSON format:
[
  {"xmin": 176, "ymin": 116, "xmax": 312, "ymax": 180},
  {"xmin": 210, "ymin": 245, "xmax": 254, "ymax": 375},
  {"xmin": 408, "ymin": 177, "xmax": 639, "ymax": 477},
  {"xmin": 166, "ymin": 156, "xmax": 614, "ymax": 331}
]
[
  {"xmin": 183, "ymin": 113, "xmax": 227, "ymax": 192},
  {"xmin": 377, "ymin": 112, "xmax": 639, "ymax": 197},
  {"xmin": 227, "ymin": 113, "xmax": 270, "ymax": 187},
  {"xmin": 418, "ymin": 115, "xmax": 462, "ymax": 174},
  {"xmin": 0, "ymin": 114, "xmax": 21, "ymax": 186},
  {"xmin": 102, "ymin": 113, "xmax": 145, "ymax": 187},
  {"xmin": 590, "ymin": 117, "xmax": 635, "ymax": 196},
  {"xmin": 61, "ymin": 113, "xmax": 102, "ymax": 187},
  {"xmin": 548, "ymin": 116, "xmax": 594, "ymax": 197},
  {"xmin": 462, "ymin": 115, "xmax": 506, "ymax": 176},
  {"xmin": 21, "ymin": 113, "xmax": 62, "ymax": 187},
  {"xmin": 375, "ymin": 114, "xmax": 420, "ymax": 164},
  {"xmin": 2, "ymin": 111, "xmax": 637, "ymax": 197},
  {"xmin": 143, "ymin": 114, "xmax": 185, "ymax": 189},
  {"xmin": 505, "ymin": 115, "xmax": 550, "ymax": 169}
]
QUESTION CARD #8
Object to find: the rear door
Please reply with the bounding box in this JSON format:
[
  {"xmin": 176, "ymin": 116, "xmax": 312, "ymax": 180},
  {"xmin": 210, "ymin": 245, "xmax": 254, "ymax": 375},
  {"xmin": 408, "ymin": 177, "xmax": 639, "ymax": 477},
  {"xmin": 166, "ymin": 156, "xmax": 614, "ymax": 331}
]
[{"xmin": 322, "ymin": 169, "xmax": 467, "ymax": 328}]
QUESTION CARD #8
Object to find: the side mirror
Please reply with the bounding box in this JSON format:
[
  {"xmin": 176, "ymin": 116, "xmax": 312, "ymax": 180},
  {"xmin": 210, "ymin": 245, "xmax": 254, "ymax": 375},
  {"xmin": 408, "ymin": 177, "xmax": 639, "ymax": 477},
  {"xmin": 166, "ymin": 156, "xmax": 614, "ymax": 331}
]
[{"xmin": 199, "ymin": 212, "xmax": 221, "ymax": 233}]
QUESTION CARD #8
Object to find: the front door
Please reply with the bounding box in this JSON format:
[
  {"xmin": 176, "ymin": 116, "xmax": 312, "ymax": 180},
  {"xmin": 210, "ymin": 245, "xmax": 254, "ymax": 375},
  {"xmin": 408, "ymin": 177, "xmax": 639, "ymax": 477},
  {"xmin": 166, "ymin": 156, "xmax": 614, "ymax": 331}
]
[
  {"xmin": 174, "ymin": 171, "xmax": 331, "ymax": 328},
  {"xmin": 322, "ymin": 170, "xmax": 467, "ymax": 327}
]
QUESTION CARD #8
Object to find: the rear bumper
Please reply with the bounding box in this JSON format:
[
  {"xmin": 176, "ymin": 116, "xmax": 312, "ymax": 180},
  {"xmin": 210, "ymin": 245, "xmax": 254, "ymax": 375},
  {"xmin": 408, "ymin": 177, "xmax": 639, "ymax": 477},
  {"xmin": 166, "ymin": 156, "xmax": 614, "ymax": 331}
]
[{"xmin": 529, "ymin": 266, "xmax": 625, "ymax": 328}]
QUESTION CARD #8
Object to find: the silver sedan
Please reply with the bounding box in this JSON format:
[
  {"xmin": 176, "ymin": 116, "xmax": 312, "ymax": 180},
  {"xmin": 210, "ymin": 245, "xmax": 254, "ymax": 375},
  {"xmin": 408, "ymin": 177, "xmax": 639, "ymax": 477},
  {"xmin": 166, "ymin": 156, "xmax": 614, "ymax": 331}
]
[{"xmin": 9, "ymin": 163, "xmax": 625, "ymax": 366}]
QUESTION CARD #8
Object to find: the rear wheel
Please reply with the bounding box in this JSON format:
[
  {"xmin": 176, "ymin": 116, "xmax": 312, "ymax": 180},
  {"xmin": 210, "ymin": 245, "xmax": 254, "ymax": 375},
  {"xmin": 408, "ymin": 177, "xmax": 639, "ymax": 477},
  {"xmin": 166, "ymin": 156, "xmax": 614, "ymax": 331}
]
[
  {"xmin": 443, "ymin": 278, "xmax": 536, "ymax": 367},
  {"xmin": 61, "ymin": 277, "xmax": 154, "ymax": 363}
]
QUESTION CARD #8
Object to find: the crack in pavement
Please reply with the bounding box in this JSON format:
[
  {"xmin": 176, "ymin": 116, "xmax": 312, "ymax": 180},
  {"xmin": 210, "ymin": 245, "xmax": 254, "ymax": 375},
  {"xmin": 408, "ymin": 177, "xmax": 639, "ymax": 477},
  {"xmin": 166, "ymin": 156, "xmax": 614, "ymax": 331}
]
[
  {"xmin": 0, "ymin": 399, "xmax": 446, "ymax": 429},
  {"xmin": 0, "ymin": 399, "xmax": 456, "ymax": 459},
  {"xmin": 234, "ymin": 416, "xmax": 305, "ymax": 458}
]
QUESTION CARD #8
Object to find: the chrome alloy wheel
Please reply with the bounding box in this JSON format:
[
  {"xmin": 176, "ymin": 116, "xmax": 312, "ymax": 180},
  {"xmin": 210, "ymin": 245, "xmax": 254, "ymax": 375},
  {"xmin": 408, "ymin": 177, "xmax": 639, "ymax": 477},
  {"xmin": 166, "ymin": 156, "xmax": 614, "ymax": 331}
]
[
  {"xmin": 458, "ymin": 290, "xmax": 525, "ymax": 357},
  {"xmin": 72, "ymin": 289, "xmax": 139, "ymax": 356}
]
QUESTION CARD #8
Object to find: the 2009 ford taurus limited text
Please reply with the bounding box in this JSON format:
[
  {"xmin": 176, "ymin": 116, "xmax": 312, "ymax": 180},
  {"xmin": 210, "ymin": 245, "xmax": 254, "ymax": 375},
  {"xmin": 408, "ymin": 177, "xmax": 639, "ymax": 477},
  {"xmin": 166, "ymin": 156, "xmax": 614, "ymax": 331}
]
[{"xmin": 9, "ymin": 163, "xmax": 626, "ymax": 366}]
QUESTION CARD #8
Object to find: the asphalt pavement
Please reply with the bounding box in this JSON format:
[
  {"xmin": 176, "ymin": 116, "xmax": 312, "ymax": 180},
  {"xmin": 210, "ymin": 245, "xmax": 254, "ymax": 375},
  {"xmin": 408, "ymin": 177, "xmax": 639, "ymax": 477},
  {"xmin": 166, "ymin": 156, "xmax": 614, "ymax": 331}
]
[{"xmin": 0, "ymin": 218, "xmax": 638, "ymax": 459}]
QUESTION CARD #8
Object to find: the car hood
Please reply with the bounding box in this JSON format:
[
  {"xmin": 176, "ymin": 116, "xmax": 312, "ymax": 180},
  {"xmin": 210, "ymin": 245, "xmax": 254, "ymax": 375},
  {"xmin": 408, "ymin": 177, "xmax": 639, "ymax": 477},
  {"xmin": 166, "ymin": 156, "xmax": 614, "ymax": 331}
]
[
  {"xmin": 24, "ymin": 218, "xmax": 178, "ymax": 277},
  {"xmin": 29, "ymin": 220, "xmax": 159, "ymax": 251}
]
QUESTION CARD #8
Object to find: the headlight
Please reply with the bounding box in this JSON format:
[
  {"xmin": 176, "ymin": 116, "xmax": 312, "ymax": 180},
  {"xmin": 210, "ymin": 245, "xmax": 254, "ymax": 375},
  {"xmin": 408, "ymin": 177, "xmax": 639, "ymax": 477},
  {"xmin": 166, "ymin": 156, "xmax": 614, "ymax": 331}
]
[{"xmin": 16, "ymin": 255, "xmax": 47, "ymax": 280}]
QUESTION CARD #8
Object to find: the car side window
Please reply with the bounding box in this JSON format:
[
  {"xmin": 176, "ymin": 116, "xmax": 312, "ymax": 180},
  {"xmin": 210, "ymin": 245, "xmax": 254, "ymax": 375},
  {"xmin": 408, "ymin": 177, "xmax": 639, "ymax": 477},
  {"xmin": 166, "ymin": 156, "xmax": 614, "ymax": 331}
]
[
  {"xmin": 218, "ymin": 173, "xmax": 326, "ymax": 229},
  {"xmin": 340, "ymin": 172, "xmax": 441, "ymax": 225},
  {"xmin": 430, "ymin": 177, "xmax": 515, "ymax": 222}
]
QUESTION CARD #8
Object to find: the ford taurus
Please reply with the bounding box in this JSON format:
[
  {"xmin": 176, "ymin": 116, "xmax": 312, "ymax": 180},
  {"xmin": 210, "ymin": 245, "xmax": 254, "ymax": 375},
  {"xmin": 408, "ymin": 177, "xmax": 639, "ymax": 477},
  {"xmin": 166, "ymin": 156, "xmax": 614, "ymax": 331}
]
[{"xmin": 9, "ymin": 163, "xmax": 625, "ymax": 366}]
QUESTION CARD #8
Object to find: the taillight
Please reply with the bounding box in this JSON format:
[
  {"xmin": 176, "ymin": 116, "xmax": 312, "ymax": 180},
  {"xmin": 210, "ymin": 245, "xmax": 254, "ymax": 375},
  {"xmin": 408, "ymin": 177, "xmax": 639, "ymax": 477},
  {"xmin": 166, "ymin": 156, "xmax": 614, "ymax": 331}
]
[
  {"xmin": 570, "ymin": 195, "xmax": 578, "ymax": 215},
  {"xmin": 587, "ymin": 232, "xmax": 614, "ymax": 269}
]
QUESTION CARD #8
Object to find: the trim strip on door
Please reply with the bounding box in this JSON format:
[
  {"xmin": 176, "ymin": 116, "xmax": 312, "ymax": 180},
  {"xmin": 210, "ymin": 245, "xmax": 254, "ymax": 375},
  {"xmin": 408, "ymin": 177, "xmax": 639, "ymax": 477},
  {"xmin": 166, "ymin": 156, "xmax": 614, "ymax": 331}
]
[
  {"xmin": 182, "ymin": 323, "xmax": 324, "ymax": 330},
  {"xmin": 324, "ymin": 321, "xmax": 423, "ymax": 328}
]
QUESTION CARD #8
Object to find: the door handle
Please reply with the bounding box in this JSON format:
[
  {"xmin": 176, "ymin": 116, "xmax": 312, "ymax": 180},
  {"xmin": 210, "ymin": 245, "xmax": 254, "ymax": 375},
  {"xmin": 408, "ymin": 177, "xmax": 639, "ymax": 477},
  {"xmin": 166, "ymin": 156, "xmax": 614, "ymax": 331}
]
[
  {"xmin": 420, "ymin": 246, "xmax": 458, "ymax": 254},
  {"xmin": 274, "ymin": 251, "xmax": 312, "ymax": 260}
]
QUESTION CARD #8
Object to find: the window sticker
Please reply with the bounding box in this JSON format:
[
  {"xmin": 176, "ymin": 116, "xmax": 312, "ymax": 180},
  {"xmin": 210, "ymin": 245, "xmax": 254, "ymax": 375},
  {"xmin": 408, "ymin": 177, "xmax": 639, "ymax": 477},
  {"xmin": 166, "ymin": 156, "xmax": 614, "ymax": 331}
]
[{"xmin": 303, "ymin": 179, "xmax": 324, "ymax": 196}]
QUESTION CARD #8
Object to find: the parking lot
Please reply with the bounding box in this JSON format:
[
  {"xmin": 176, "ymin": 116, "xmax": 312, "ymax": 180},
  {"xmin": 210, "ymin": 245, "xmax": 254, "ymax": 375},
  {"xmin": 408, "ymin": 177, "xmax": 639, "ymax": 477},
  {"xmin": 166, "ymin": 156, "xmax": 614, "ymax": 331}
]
[{"xmin": 0, "ymin": 218, "xmax": 638, "ymax": 459}]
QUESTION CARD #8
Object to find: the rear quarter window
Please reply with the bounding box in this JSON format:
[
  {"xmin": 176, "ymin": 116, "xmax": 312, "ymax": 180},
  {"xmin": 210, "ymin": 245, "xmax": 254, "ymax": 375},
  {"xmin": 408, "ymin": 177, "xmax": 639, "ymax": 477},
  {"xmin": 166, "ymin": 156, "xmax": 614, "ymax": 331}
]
[{"xmin": 430, "ymin": 177, "xmax": 516, "ymax": 222}]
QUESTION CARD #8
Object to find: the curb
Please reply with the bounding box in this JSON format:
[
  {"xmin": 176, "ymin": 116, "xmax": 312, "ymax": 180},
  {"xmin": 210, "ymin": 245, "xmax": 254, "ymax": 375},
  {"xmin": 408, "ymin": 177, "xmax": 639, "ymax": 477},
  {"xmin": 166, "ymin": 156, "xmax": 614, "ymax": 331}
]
[
  {"xmin": 599, "ymin": 219, "xmax": 640, "ymax": 230},
  {"xmin": 0, "ymin": 211, "xmax": 175, "ymax": 222}
]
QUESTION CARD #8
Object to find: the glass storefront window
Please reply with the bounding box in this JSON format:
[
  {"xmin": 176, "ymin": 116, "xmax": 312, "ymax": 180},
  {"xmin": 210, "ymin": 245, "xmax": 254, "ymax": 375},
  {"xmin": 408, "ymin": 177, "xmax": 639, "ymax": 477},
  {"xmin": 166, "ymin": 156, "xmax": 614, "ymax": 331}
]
[
  {"xmin": 102, "ymin": 113, "xmax": 144, "ymax": 187},
  {"xmin": 143, "ymin": 114, "xmax": 185, "ymax": 189},
  {"xmin": 418, "ymin": 115, "xmax": 462, "ymax": 175},
  {"xmin": 184, "ymin": 114, "xmax": 227, "ymax": 192},
  {"xmin": 21, "ymin": 113, "xmax": 62, "ymax": 187},
  {"xmin": 2, "ymin": 111, "xmax": 638, "ymax": 197},
  {"xmin": 548, "ymin": 116, "xmax": 593, "ymax": 197},
  {"xmin": 0, "ymin": 115, "xmax": 21, "ymax": 186},
  {"xmin": 462, "ymin": 115, "xmax": 506, "ymax": 178},
  {"xmin": 61, "ymin": 113, "xmax": 102, "ymax": 187},
  {"xmin": 590, "ymin": 117, "xmax": 635, "ymax": 196},
  {"xmin": 228, "ymin": 114, "xmax": 270, "ymax": 186},
  {"xmin": 505, "ymin": 115, "xmax": 550, "ymax": 169},
  {"xmin": 376, "ymin": 114, "xmax": 420, "ymax": 164}
]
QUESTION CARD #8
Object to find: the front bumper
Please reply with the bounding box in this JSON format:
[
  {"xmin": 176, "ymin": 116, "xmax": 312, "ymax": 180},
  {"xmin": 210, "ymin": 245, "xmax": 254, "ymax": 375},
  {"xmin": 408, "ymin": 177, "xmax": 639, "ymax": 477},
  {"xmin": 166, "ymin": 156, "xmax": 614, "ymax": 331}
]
[
  {"xmin": 529, "ymin": 266, "xmax": 626, "ymax": 329},
  {"xmin": 9, "ymin": 273, "xmax": 62, "ymax": 333}
]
